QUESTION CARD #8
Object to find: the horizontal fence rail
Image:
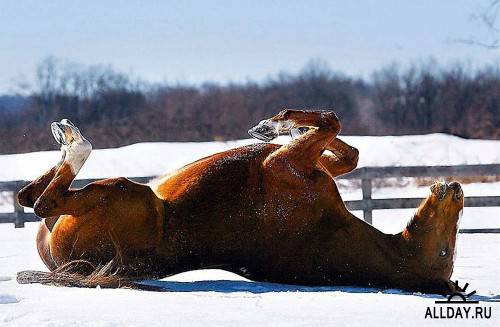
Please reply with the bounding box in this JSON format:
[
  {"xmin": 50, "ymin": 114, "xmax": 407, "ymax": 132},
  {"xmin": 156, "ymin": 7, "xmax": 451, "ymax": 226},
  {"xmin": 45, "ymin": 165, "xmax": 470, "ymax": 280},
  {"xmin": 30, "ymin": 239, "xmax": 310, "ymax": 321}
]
[
  {"xmin": 1, "ymin": 164, "xmax": 499, "ymax": 233},
  {"xmin": 340, "ymin": 164, "xmax": 500, "ymax": 229},
  {"xmin": 339, "ymin": 164, "xmax": 500, "ymax": 179}
]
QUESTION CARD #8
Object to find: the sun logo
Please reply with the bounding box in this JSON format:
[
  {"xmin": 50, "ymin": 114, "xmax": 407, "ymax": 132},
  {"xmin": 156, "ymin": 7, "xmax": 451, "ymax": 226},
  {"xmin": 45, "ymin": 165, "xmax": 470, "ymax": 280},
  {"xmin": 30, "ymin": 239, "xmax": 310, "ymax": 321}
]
[{"xmin": 435, "ymin": 281, "xmax": 478, "ymax": 304}]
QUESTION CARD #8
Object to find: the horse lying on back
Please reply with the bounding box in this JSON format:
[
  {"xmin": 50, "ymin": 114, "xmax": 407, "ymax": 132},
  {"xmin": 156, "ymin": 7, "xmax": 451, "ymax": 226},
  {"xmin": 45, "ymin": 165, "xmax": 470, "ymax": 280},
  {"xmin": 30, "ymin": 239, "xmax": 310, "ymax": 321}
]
[{"xmin": 17, "ymin": 110, "xmax": 464, "ymax": 294}]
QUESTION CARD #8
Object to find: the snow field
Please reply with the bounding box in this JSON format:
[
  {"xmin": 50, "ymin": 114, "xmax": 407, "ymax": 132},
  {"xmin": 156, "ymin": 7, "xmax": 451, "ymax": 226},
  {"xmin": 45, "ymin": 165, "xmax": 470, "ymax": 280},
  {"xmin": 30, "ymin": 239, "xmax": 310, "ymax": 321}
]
[{"xmin": 1, "ymin": 134, "xmax": 499, "ymax": 326}]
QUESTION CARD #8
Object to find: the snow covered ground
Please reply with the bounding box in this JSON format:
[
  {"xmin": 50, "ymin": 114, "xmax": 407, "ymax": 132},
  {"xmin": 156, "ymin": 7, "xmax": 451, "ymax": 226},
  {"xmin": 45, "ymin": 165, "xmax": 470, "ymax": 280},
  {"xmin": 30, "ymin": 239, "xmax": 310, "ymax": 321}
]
[
  {"xmin": 1, "ymin": 224, "xmax": 498, "ymax": 326},
  {"xmin": 1, "ymin": 134, "xmax": 499, "ymax": 326}
]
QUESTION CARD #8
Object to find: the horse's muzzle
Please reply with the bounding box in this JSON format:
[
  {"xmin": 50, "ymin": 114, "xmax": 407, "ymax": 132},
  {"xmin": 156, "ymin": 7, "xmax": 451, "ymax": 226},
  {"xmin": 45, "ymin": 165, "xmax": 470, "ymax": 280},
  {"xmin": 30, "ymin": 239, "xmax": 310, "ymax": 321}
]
[{"xmin": 431, "ymin": 181, "xmax": 463, "ymax": 202}]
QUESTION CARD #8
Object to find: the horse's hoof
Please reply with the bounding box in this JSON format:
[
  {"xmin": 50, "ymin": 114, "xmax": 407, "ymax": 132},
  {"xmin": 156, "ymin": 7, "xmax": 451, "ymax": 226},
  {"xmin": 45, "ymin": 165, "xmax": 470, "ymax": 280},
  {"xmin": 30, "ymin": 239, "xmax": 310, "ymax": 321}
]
[
  {"xmin": 50, "ymin": 119, "xmax": 85, "ymax": 146},
  {"xmin": 51, "ymin": 122, "xmax": 67, "ymax": 145},
  {"xmin": 248, "ymin": 119, "xmax": 281, "ymax": 142}
]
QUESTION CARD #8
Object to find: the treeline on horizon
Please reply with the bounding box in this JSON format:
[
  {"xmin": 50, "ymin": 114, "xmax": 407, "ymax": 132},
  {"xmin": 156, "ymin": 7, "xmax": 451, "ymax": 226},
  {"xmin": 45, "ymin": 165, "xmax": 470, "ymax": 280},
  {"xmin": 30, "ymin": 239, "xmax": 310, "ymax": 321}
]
[{"xmin": 0, "ymin": 57, "xmax": 499, "ymax": 154}]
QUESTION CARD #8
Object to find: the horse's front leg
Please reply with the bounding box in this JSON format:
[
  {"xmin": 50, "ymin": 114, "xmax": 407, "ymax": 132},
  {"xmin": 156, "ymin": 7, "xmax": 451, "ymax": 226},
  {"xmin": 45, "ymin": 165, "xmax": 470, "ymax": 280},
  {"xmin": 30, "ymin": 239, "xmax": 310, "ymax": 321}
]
[
  {"xmin": 318, "ymin": 138, "xmax": 359, "ymax": 178},
  {"xmin": 249, "ymin": 109, "xmax": 342, "ymax": 175}
]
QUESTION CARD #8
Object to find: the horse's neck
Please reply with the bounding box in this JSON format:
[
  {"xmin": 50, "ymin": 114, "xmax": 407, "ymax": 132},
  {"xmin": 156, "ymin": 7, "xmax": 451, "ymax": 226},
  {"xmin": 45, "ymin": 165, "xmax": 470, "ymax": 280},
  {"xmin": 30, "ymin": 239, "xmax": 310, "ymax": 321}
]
[{"xmin": 343, "ymin": 213, "xmax": 410, "ymax": 273}]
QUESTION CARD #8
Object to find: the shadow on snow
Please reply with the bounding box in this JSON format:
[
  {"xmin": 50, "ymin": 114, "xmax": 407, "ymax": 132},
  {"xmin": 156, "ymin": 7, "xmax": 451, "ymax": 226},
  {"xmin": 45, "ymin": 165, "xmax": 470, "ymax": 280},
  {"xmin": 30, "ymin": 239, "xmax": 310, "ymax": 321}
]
[{"xmin": 138, "ymin": 279, "xmax": 500, "ymax": 302}]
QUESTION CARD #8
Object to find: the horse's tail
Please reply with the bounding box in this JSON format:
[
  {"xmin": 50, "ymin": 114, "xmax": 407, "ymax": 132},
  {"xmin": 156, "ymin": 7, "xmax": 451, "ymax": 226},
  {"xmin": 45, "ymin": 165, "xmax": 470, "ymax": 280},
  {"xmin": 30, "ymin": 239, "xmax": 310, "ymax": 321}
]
[{"xmin": 17, "ymin": 260, "xmax": 161, "ymax": 291}]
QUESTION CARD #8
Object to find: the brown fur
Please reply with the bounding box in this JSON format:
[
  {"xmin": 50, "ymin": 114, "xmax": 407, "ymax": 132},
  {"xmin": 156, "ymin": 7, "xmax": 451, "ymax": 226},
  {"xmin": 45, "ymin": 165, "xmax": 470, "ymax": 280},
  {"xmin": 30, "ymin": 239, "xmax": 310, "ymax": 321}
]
[{"xmin": 17, "ymin": 110, "xmax": 464, "ymax": 294}]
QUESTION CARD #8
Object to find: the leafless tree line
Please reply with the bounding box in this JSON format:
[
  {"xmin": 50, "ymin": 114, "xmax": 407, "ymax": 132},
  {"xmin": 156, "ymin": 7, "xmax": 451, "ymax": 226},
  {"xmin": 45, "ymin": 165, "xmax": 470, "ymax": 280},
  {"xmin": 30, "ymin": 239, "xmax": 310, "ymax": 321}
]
[{"xmin": 0, "ymin": 57, "xmax": 499, "ymax": 154}]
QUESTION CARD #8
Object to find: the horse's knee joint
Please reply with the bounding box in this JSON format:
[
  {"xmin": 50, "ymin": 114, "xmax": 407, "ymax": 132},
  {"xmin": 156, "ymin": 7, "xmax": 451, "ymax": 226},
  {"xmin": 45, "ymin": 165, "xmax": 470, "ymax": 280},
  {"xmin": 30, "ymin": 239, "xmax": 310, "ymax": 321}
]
[{"xmin": 319, "ymin": 111, "xmax": 341, "ymax": 131}]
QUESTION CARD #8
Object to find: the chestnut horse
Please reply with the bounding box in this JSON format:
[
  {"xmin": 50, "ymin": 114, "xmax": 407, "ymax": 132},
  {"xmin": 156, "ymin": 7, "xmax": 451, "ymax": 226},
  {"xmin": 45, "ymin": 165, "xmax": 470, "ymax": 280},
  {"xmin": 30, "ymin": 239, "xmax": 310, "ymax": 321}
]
[{"xmin": 17, "ymin": 110, "xmax": 464, "ymax": 294}]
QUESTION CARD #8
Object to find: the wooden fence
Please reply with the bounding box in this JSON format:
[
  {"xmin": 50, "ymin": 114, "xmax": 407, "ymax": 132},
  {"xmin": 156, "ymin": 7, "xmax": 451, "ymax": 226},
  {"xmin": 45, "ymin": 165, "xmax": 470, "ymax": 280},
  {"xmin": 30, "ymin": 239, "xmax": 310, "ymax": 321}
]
[
  {"xmin": 339, "ymin": 164, "xmax": 500, "ymax": 234},
  {"xmin": 1, "ymin": 164, "xmax": 499, "ymax": 233}
]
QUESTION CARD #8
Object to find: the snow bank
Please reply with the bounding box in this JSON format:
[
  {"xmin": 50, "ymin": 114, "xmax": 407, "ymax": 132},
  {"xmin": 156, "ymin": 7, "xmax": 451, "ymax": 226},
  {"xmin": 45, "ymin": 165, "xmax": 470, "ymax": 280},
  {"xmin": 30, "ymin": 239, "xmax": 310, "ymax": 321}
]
[{"xmin": 1, "ymin": 133, "xmax": 499, "ymax": 181}]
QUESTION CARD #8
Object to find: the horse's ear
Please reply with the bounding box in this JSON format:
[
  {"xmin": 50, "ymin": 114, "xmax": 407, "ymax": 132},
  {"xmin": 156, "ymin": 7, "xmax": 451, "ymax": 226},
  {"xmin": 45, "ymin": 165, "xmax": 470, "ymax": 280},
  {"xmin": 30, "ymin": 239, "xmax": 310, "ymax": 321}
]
[
  {"xmin": 430, "ymin": 183, "xmax": 437, "ymax": 194},
  {"xmin": 404, "ymin": 198, "xmax": 434, "ymax": 235}
]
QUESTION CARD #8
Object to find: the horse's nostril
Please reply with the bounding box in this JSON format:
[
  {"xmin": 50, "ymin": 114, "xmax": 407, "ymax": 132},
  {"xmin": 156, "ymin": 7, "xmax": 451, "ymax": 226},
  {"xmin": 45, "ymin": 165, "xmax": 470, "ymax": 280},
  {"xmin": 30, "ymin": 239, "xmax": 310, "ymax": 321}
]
[
  {"xmin": 431, "ymin": 182, "xmax": 448, "ymax": 201},
  {"xmin": 446, "ymin": 182, "xmax": 463, "ymax": 201}
]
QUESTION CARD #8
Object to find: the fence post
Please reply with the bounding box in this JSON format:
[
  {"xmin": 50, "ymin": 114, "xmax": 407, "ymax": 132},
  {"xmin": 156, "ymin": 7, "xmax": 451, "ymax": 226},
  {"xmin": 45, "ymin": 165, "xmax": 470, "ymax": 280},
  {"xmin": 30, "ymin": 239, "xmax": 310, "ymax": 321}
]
[
  {"xmin": 361, "ymin": 177, "xmax": 372, "ymax": 224},
  {"xmin": 13, "ymin": 190, "xmax": 25, "ymax": 228}
]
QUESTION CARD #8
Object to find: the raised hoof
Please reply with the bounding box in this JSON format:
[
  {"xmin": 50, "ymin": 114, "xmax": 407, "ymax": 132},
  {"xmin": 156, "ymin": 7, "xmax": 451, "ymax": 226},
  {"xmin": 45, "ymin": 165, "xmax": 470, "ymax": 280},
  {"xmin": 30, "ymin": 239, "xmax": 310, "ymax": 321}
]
[
  {"xmin": 248, "ymin": 120, "xmax": 279, "ymax": 142},
  {"xmin": 51, "ymin": 122, "xmax": 66, "ymax": 145},
  {"xmin": 50, "ymin": 119, "xmax": 85, "ymax": 146}
]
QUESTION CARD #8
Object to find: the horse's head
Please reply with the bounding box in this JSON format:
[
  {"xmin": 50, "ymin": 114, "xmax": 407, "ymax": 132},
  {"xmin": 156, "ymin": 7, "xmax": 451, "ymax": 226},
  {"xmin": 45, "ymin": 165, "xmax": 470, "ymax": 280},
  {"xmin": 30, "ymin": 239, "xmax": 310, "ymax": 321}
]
[{"xmin": 402, "ymin": 181, "xmax": 464, "ymax": 285}]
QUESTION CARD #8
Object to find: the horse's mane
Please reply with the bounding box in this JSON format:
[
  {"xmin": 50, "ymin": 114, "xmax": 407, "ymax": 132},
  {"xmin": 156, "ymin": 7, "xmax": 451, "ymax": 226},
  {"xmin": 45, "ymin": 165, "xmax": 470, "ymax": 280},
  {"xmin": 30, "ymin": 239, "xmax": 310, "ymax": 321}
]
[{"xmin": 405, "ymin": 213, "xmax": 419, "ymax": 232}]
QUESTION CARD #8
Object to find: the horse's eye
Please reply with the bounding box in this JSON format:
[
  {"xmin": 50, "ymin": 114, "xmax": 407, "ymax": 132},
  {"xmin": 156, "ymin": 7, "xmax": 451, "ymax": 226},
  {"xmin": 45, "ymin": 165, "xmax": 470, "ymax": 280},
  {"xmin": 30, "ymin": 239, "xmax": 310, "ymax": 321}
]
[{"xmin": 439, "ymin": 248, "xmax": 448, "ymax": 257}]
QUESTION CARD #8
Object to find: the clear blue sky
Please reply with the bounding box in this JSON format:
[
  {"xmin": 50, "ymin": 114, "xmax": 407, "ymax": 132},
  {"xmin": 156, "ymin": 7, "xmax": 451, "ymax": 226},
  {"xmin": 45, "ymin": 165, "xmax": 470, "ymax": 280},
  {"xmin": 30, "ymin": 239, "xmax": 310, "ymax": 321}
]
[{"xmin": 1, "ymin": 0, "xmax": 498, "ymax": 93}]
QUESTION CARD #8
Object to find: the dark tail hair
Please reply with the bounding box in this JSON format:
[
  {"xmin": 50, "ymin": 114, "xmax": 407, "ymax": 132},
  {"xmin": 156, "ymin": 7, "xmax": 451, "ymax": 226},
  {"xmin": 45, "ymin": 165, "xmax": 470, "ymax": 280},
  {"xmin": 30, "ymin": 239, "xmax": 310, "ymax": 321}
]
[{"xmin": 17, "ymin": 260, "xmax": 162, "ymax": 291}]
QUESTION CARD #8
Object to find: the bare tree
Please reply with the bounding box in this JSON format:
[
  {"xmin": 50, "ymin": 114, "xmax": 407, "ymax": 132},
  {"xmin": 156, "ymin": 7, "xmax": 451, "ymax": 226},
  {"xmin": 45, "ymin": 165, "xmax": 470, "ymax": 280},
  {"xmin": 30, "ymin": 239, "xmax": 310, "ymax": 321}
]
[{"xmin": 456, "ymin": 0, "xmax": 500, "ymax": 49}]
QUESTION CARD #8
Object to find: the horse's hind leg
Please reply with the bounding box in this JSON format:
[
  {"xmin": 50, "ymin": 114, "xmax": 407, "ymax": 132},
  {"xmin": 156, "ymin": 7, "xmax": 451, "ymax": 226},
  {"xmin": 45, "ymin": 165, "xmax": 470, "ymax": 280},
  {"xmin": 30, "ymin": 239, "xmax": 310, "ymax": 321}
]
[
  {"xmin": 32, "ymin": 120, "xmax": 165, "ymax": 265},
  {"xmin": 17, "ymin": 126, "xmax": 70, "ymax": 240},
  {"xmin": 19, "ymin": 119, "xmax": 92, "ymax": 270},
  {"xmin": 17, "ymin": 148, "xmax": 66, "ymax": 209},
  {"xmin": 32, "ymin": 119, "xmax": 93, "ymax": 218},
  {"xmin": 17, "ymin": 125, "xmax": 76, "ymax": 270},
  {"xmin": 36, "ymin": 221, "xmax": 58, "ymax": 271}
]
